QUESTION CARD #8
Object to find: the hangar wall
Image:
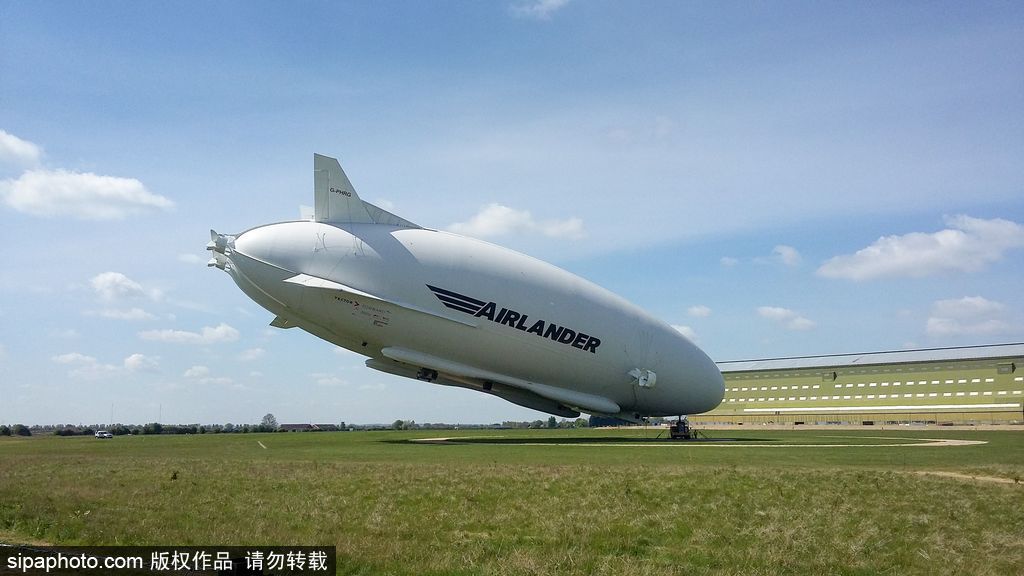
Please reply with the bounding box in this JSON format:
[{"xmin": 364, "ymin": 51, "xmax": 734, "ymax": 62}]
[{"xmin": 691, "ymin": 343, "xmax": 1024, "ymax": 425}]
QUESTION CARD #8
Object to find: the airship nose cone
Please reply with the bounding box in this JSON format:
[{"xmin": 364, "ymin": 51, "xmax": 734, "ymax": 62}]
[
  {"xmin": 233, "ymin": 225, "xmax": 276, "ymax": 263},
  {"xmin": 690, "ymin": 352, "xmax": 725, "ymax": 414}
]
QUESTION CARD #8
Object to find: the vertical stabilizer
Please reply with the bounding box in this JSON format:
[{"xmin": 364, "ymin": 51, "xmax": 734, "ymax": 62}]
[
  {"xmin": 313, "ymin": 153, "xmax": 421, "ymax": 228},
  {"xmin": 314, "ymin": 153, "xmax": 374, "ymax": 224}
]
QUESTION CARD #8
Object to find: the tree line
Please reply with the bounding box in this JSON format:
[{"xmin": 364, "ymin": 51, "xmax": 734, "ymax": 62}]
[{"xmin": 0, "ymin": 425, "xmax": 32, "ymax": 437}]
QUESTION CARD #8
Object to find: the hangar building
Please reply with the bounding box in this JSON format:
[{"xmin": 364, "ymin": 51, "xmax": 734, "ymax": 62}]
[{"xmin": 691, "ymin": 343, "xmax": 1024, "ymax": 425}]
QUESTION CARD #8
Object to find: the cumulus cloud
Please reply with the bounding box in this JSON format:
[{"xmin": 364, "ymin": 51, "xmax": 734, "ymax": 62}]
[
  {"xmin": 89, "ymin": 272, "xmax": 161, "ymax": 307},
  {"xmin": 53, "ymin": 352, "xmax": 156, "ymax": 378},
  {"xmin": 53, "ymin": 352, "xmax": 97, "ymax": 365},
  {"xmin": 925, "ymin": 296, "xmax": 1011, "ymax": 338},
  {"xmin": 238, "ymin": 347, "xmax": 265, "ymax": 362},
  {"xmin": 687, "ymin": 305, "xmax": 712, "ymax": 318},
  {"xmin": 773, "ymin": 245, "xmax": 802, "ymax": 267},
  {"xmin": 719, "ymin": 257, "xmax": 738, "ymax": 267},
  {"xmin": 183, "ymin": 364, "xmax": 234, "ymax": 385},
  {"xmin": 91, "ymin": 272, "xmax": 147, "ymax": 301},
  {"xmin": 0, "ymin": 168, "xmax": 173, "ymax": 220},
  {"xmin": 447, "ymin": 203, "xmax": 586, "ymax": 240},
  {"xmin": 312, "ymin": 372, "xmax": 348, "ymax": 387},
  {"xmin": 52, "ymin": 353, "xmax": 114, "ymax": 379},
  {"xmin": 87, "ymin": 272, "xmax": 160, "ymax": 320},
  {"xmin": 817, "ymin": 215, "xmax": 1024, "ymax": 280},
  {"xmin": 86, "ymin": 307, "xmax": 157, "ymax": 321},
  {"xmin": 671, "ymin": 325, "xmax": 698, "ymax": 342},
  {"xmin": 757, "ymin": 306, "xmax": 816, "ymax": 331},
  {"xmin": 138, "ymin": 323, "xmax": 240, "ymax": 344},
  {"xmin": 510, "ymin": 0, "xmax": 571, "ymax": 20},
  {"xmin": 184, "ymin": 365, "xmax": 210, "ymax": 379},
  {"xmin": 0, "ymin": 130, "xmax": 42, "ymax": 168},
  {"xmin": 123, "ymin": 353, "xmax": 159, "ymax": 372}
]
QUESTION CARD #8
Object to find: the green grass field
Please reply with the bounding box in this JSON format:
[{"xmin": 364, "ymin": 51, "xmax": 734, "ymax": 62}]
[{"xmin": 1, "ymin": 428, "xmax": 1022, "ymax": 575}]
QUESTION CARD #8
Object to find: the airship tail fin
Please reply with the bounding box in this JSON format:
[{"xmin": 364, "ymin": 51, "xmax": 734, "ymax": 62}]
[{"xmin": 313, "ymin": 153, "xmax": 420, "ymax": 228}]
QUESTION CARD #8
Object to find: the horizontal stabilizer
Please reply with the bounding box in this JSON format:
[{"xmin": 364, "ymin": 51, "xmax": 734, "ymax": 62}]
[
  {"xmin": 284, "ymin": 273, "xmax": 379, "ymax": 299},
  {"xmin": 313, "ymin": 153, "xmax": 420, "ymax": 228},
  {"xmin": 381, "ymin": 346, "xmax": 620, "ymax": 414}
]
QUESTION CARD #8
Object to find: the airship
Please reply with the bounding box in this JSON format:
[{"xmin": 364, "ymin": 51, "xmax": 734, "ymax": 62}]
[{"xmin": 208, "ymin": 154, "xmax": 723, "ymax": 421}]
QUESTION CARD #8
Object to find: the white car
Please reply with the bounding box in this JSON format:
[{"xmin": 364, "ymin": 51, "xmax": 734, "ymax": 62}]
[{"xmin": 94, "ymin": 430, "xmax": 113, "ymax": 439}]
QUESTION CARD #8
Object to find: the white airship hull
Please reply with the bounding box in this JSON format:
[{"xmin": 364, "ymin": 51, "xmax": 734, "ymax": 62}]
[{"xmin": 210, "ymin": 155, "xmax": 724, "ymax": 420}]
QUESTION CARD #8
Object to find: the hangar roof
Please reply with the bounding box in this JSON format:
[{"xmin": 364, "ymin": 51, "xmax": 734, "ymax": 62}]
[{"xmin": 716, "ymin": 343, "xmax": 1024, "ymax": 373}]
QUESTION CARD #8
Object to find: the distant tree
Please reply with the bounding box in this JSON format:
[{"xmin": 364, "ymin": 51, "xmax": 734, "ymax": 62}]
[
  {"xmin": 260, "ymin": 413, "xmax": 279, "ymax": 432},
  {"xmin": 529, "ymin": 420, "xmax": 544, "ymax": 429},
  {"xmin": 392, "ymin": 420, "xmax": 404, "ymax": 430},
  {"xmin": 338, "ymin": 421, "xmax": 347, "ymax": 431},
  {"xmin": 223, "ymin": 423, "xmax": 235, "ymax": 433},
  {"xmin": 12, "ymin": 424, "xmax": 31, "ymax": 437},
  {"xmin": 143, "ymin": 422, "xmax": 163, "ymax": 435},
  {"xmin": 573, "ymin": 418, "xmax": 588, "ymax": 428},
  {"xmin": 546, "ymin": 416, "xmax": 557, "ymax": 429},
  {"xmin": 0, "ymin": 425, "xmax": 10, "ymax": 436}
]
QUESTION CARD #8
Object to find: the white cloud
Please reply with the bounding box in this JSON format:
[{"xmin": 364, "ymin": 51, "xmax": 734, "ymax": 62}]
[
  {"xmin": 90, "ymin": 272, "xmax": 157, "ymax": 302},
  {"xmin": 447, "ymin": 203, "xmax": 586, "ymax": 240},
  {"xmin": 757, "ymin": 306, "xmax": 816, "ymax": 331},
  {"xmin": 123, "ymin": 353, "xmax": 159, "ymax": 372},
  {"xmin": 0, "ymin": 130, "xmax": 42, "ymax": 168},
  {"xmin": 87, "ymin": 307, "xmax": 157, "ymax": 321},
  {"xmin": 773, "ymin": 245, "xmax": 802, "ymax": 267},
  {"xmin": 671, "ymin": 325, "xmax": 697, "ymax": 342},
  {"xmin": 720, "ymin": 257, "xmax": 738, "ymax": 267},
  {"xmin": 184, "ymin": 365, "xmax": 210, "ymax": 379},
  {"xmin": 925, "ymin": 296, "xmax": 1011, "ymax": 338},
  {"xmin": 687, "ymin": 305, "xmax": 712, "ymax": 318},
  {"xmin": 184, "ymin": 365, "xmax": 233, "ymax": 386},
  {"xmin": 52, "ymin": 352, "xmax": 119, "ymax": 379},
  {"xmin": 933, "ymin": 295, "xmax": 1004, "ymax": 318},
  {"xmin": 0, "ymin": 168, "xmax": 173, "ymax": 220},
  {"xmin": 510, "ymin": 0, "xmax": 571, "ymax": 20},
  {"xmin": 65, "ymin": 359, "xmax": 117, "ymax": 378},
  {"xmin": 54, "ymin": 351, "xmax": 159, "ymax": 377},
  {"xmin": 817, "ymin": 215, "xmax": 1024, "ymax": 280},
  {"xmin": 238, "ymin": 347, "xmax": 265, "ymax": 362},
  {"xmin": 53, "ymin": 352, "xmax": 98, "ymax": 365},
  {"xmin": 313, "ymin": 373, "xmax": 348, "ymax": 387},
  {"xmin": 139, "ymin": 323, "xmax": 240, "ymax": 344}
]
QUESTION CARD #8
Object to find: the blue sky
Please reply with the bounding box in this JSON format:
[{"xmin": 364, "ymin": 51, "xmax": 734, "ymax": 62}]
[{"xmin": 2, "ymin": 1, "xmax": 1022, "ymax": 426}]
